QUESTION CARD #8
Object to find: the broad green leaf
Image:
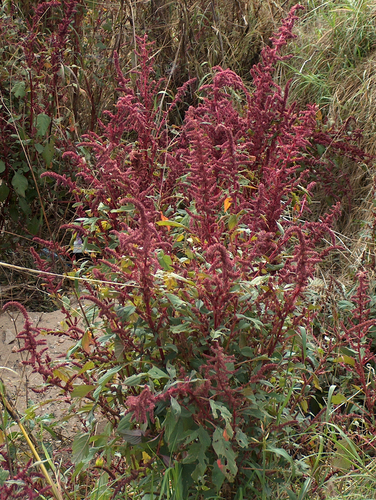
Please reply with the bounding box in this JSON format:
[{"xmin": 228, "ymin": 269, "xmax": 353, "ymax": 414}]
[
  {"xmin": 157, "ymin": 251, "xmax": 173, "ymax": 271},
  {"xmin": 27, "ymin": 215, "xmax": 41, "ymax": 235},
  {"xmin": 0, "ymin": 161, "xmax": 5, "ymax": 174},
  {"xmin": 170, "ymin": 396, "xmax": 181, "ymax": 418},
  {"xmin": 211, "ymin": 460, "xmax": 226, "ymax": 492},
  {"xmin": 123, "ymin": 373, "xmax": 145, "ymax": 386},
  {"xmin": 241, "ymin": 347, "xmax": 254, "ymax": 357},
  {"xmin": 115, "ymin": 305, "xmax": 136, "ymax": 321},
  {"xmin": 117, "ymin": 413, "xmax": 132, "ymax": 435},
  {"xmin": 78, "ymin": 361, "xmax": 95, "ymax": 375},
  {"xmin": 72, "ymin": 433, "xmax": 90, "ymax": 463},
  {"xmin": 118, "ymin": 429, "xmax": 143, "ymax": 444},
  {"xmin": 0, "ymin": 183, "xmax": 10, "ymax": 202},
  {"xmin": 12, "ymin": 171, "xmax": 28, "ymax": 197},
  {"xmin": 235, "ymin": 427, "xmax": 249, "ymax": 448},
  {"xmin": 12, "ymin": 81, "xmax": 26, "ymax": 98},
  {"xmin": 71, "ymin": 385, "xmax": 96, "ymax": 398},
  {"xmin": 210, "ymin": 400, "xmax": 232, "ymax": 425},
  {"xmin": 42, "ymin": 138, "xmax": 55, "ymax": 166},
  {"xmin": 36, "ymin": 113, "xmax": 51, "ymax": 137},
  {"xmin": 148, "ymin": 366, "xmax": 168, "ymax": 379},
  {"xmin": 212, "ymin": 427, "xmax": 238, "ymax": 481},
  {"xmin": 19, "ymin": 197, "xmax": 31, "ymax": 215},
  {"xmin": 0, "ymin": 468, "xmax": 9, "ymax": 486},
  {"xmin": 97, "ymin": 365, "xmax": 123, "ymax": 385},
  {"xmin": 114, "ymin": 336, "xmax": 125, "ymax": 361},
  {"xmin": 166, "ymin": 293, "xmax": 186, "ymax": 308},
  {"xmin": 332, "ymin": 438, "xmax": 353, "ymax": 470}
]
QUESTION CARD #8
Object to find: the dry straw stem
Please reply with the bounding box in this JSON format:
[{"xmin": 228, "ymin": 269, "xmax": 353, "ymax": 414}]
[
  {"xmin": 0, "ymin": 381, "xmax": 64, "ymax": 500},
  {"xmin": 0, "ymin": 260, "xmax": 140, "ymax": 288}
]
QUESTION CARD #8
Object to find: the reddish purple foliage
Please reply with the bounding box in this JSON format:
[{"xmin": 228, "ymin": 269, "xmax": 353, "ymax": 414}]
[{"xmin": 7, "ymin": 5, "xmax": 376, "ymax": 496}]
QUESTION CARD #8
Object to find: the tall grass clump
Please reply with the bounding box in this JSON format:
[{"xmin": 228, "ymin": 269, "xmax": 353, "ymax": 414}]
[
  {"xmin": 2, "ymin": 5, "xmax": 376, "ymax": 499},
  {"xmin": 277, "ymin": 0, "xmax": 376, "ymax": 263}
]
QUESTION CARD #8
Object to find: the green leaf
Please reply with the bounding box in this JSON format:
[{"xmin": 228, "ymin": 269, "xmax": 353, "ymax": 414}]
[
  {"xmin": 210, "ymin": 400, "xmax": 232, "ymax": 425},
  {"xmin": 114, "ymin": 335, "xmax": 125, "ymax": 361},
  {"xmin": 332, "ymin": 438, "xmax": 353, "ymax": 470},
  {"xmin": 212, "ymin": 427, "xmax": 238, "ymax": 481},
  {"xmin": 36, "ymin": 113, "xmax": 51, "ymax": 137},
  {"xmin": 148, "ymin": 366, "xmax": 168, "ymax": 380},
  {"xmin": 228, "ymin": 214, "xmax": 238, "ymax": 230},
  {"xmin": 27, "ymin": 215, "xmax": 41, "ymax": 235},
  {"xmin": 0, "ymin": 161, "xmax": 5, "ymax": 174},
  {"xmin": 118, "ymin": 429, "xmax": 144, "ymax": 444},
  {"xmin": 156, "ymin": 220, "xmax": 187, "ymax": 228},
  {"xmin": 42, "ymin": 138, "xmax": 55, "ymax": 166},
  {"xmin": 12, "ymin": 171, "xmax": 28, "ymax": 197},
  {"xmin": 123, "ymin": 373, "xmax": 145, "ymax": 386},
  {"xmin": 170, "ymin": 396, "xmax": 181, "ymax": 418},
  {"xmin": 72, "ymin": 433, "xmax": 90, "ymax": 463},
  {"xmin": 78, "ymin": 361, "xmax": 95, "ymax": 375},
  {"xmin": 266, "ymin": 445, "xmax": 295, "ymax": 476},
  {"xmin": 235, "ymin": 427, "xmax": 249, "ymax": 448},
  {"xmin": 211, "ymin": 460, "xmax": 226, "ymax": 492},
  {"xmin": 0, "ymin": 468, "xmax": 9, "ymax": 486},
  {"xmin": 97, "ymin": 365, "xmax": 123, "ymax": 385},
  {"xmin": 0, "ymin": 182, "xmax": 9, "ymax": 202},
  {"xmin": 166, "ymin": 293, "xmax": 186, "ymax": 308},
  {"xmin": 157, "ymin": 251, "xmax": 173, "ymax": 271},
  {"xmin": 115, "ymin": 305, "xmax": 136, "ymax": 321},
  {"xmin": 241, "ymin": 347, "xmax": 254, "ymax": 357},
  {"xmin": 12, "ymin": 81, "xmax": 26, "ymax": 98},
  {"xmin": 19, "ymin": 197, "xmax": 31, "ymax": 215},
  {"xmin": 71, "ymin": 385, "xmax": 96, "ymax": 398},
  {"xmin": 117, "ymin": 413, "xmax": 132, "ymax": 435}
]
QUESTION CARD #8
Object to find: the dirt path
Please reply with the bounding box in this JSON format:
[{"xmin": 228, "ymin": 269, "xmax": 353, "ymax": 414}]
[{"xmin": 0, "ymin": 307, "xmax": 75, "ymax": 422}]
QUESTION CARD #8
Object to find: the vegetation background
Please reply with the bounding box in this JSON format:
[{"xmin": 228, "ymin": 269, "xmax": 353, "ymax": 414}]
[{"xmin": 2, "ymin": 1, "xmax": 376, "ymax": 499}]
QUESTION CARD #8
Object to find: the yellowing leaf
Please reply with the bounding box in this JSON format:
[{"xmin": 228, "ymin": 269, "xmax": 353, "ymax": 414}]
[
  {"xmin": 313, "ymin": 374, "xmax": 322, "ymax": 391},
  {"xmin": 82, "ymin": 330, "xmax": 94, "ymax": 354},
  {"xmin": 316, "ymin": 109, "xmax": 323, "ymax": 121},
  {"xmin": 228, "ymin": 214, "xmax": 238, "ymax": 231},
  {"xmin": 164, "ymin": 275, "xmax": 177, "ymax": 290},
  {"xmin": 160, "ymin": 212, "xmax": 170, "ymax": 231},
  {"xmin": 224, "ymin": 197, "xmax": 232, "ymax": 212},
  {"xmin": 53, "ymin": 367, "xmax": 76, "ymax": 383},
  {"xmin": 333, "ymin": 355, "xmax": 355, "ymax": 366},
  {"xmin": 100, "ymin": 221, "xmax": 111, "ymax": 231},
  {"xmin": 300, "ymin": 399, "xmax": 308, "ymax": 413},
  {"xmin": 223, "ymin": 428, "xmax": 230, "ymax": 441},
  {"xmin": 142, "ymin": 452, "xmax": 151, "ymax": 461},
  {"xmin": 331, "ymin": 394, "xmax": 347, "ymax": 405}
]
